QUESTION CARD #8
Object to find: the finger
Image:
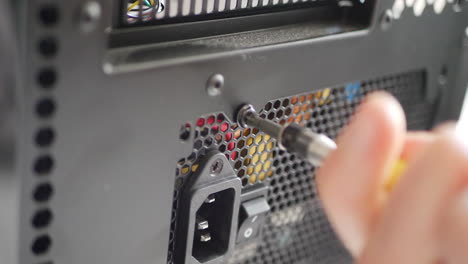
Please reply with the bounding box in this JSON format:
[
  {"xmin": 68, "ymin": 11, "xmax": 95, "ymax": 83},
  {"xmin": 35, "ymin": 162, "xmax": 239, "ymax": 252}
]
[
  {"xmin": 317, "ymin": 92, "xmax": 406, "ymax": 256},
  {"xmin": 439, "ymin": 189, "xmax": 468, "ymax": 264},
  {"xmin": 433, "ymin": 122, "xmax": 458, "ymax": 133},
  {"xmin": 438, "ymin": 132, "xmax": 468, "ymax": 264},
  {"xmin": 383, "ymin": 132, "xmax": 434, "ymax": 193},
  {"xmin": 359, "ymin": 129, "xmax": 468, "ymax": 264},
  {"xmin": 400, "ymin": 132, "xmax": 433, "ymax": 161}
]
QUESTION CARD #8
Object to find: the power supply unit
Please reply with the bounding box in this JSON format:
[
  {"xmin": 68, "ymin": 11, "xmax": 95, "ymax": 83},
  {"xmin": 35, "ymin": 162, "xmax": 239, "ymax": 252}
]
[{"xmin": 0, "ymin": 0, "xmax": 467, "ymax": 264}]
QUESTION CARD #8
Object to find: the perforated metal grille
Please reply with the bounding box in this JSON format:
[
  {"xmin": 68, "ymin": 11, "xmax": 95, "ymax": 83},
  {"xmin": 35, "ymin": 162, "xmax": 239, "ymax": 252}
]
[
  {"xmin": 122, "ymin": 0, "xmax": 335, "ymax": 25},
  {"xmin": 168, "ymin": 70, "xmax": 433, "ymax": 264}
]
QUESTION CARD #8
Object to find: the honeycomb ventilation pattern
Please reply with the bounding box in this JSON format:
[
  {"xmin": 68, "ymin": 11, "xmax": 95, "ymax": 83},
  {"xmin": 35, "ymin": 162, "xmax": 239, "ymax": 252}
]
[{"xmin": 168, "ymin": 70, "xmax": 433, "ymax": 264}]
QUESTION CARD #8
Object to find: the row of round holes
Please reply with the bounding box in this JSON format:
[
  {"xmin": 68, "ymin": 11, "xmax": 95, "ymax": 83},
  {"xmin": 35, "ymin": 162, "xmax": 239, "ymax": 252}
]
[{"xmin": 31, "ymin": 3, "xmax": 60, "ymax": 259}]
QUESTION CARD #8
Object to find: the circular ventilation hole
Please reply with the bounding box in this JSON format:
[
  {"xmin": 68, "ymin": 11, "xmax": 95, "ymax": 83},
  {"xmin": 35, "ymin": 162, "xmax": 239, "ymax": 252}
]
[
  {"xmin": 38, "ymin": 38, "xmax": 58, "ymax": 58},
  {"xmin": 37, "ymin": 68, "xmax": 57, "ymax": 89},
  {"xmin": 33, "ymin": 182, "xmax": 54, "ymax": 202},
  {"xmin": 32, "ymin": 209, "xmax": 53, "ymax": 229},
  {"xmin": 34, "ymin": 155, "xmax": 55, "ymax": 175},
  {"xmin": 35, "ymin": 127, "xmax": 56, "ymax": 147},
  {"xmin": 36, "ymin": 98, "xmax": 56, "ymax": 118},
  {"xmin": 31, "ymin": 235, "xmax": 52, "ymax": 255},
  {"xmin": 39, "ymin": 4, "xmax": 60, "ymax": 26}
]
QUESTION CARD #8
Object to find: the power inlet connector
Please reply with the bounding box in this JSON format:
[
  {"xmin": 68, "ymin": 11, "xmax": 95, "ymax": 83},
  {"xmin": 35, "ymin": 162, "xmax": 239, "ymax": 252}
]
[{"xmin": 175, "ymin": 152, "xmax": 242, "ymax": 264}]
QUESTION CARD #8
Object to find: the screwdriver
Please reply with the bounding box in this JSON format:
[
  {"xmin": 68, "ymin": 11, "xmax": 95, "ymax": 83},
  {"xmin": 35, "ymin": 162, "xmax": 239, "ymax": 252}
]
[
  {"xmin": 236, "ymin": 103, "xmax": 407, "ymax": 193},
  {"xmin": 236, "ymin": 104, "xmax": 337, "ymax": 167}
]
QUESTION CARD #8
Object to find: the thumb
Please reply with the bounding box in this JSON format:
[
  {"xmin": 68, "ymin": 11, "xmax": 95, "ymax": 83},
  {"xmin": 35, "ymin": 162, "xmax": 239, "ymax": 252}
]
[{"xmin": 316, "ymin": 92, "xmax": 406, "ymax": 256}]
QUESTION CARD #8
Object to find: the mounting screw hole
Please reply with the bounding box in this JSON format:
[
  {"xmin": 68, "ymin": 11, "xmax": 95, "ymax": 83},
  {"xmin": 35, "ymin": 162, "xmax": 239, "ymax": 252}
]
[
  {"xmin": 206, "ymin": 74, "xmax": 224, "ymax": 97},
  {"xmin": 380, "ymin": 10, "xmax": 394, "ymax": 31},
  {"xmin": 79, "ymin": 1, "xmax": 102, "ymax": 33}
]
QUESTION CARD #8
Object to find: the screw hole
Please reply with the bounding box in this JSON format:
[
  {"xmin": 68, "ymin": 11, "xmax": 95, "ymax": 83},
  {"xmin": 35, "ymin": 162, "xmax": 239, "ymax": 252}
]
[{"xmin": 206, "ymin": 74, "xmax": 224, "ymax": 96}]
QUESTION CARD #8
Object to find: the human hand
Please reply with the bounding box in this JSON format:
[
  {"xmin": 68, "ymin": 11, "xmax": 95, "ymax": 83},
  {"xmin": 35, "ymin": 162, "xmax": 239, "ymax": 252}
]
[{"xmin": 317, "ymin": 92, "xmax": 468, "ymax": 264}]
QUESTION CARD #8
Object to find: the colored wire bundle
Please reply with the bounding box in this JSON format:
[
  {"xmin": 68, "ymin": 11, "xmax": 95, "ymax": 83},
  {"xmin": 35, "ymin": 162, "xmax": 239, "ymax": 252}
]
[{"xmin": 126, "ymin": 0, "xmax": 164, "ymax": 21}]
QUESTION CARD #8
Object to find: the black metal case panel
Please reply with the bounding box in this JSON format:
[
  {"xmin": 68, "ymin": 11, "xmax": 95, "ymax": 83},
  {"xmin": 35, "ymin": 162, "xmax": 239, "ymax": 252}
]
[{"xmin": 13, "ymin": 0, "xmax": 468, "ymax": 264}]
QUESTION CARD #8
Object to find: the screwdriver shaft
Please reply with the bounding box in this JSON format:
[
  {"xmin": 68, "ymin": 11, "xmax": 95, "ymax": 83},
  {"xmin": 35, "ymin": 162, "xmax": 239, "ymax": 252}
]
[{"xmin": 237, "ymin": 104, "xmax": 337, "ymax": 167}]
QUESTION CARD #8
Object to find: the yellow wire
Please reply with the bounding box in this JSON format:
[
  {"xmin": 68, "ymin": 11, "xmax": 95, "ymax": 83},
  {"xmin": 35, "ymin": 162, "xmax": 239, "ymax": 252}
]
[
  {"xmin": 127, "ymin": 0, "xmax": 140, "ymax": 11},
  {"xmin": 150, "ymin": 0, "xmax": 155, "ymax": 5}
]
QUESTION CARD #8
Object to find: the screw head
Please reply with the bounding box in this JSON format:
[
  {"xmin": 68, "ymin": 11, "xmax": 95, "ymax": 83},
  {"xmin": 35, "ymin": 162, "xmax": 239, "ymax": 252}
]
[
  {"xmin": 206, "ymin": 74, "xmax": 224, "ymax": 97},
  {"xmin": 236, "ymin": 104, "xmax": 256, "ymax": 128},
  {"xmin": 210, "ymin": 158, "xmax": 224, "ymax": 176},
  {"xmin": 78, "ymin": 1, "xmax": 101, "ymax": 33},
  {"xmin": 380, "ymin": 10, "xmax": 394, "ymax": 31}
]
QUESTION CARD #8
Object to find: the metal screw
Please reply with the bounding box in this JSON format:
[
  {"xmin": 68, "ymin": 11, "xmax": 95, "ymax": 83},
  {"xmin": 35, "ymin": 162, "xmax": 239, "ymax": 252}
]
[
  {"xmin": 78, "ymin": 1, "xmax": 101, "ymax": 33},
  {"xmin": 206, "ymin": 74, "xmax": 224, "ymax": 97},
  {"xmin": 380, "ymin": 10, "xmax": 394, "ymax": 31},
  {"xmin": 210, "ymin": 158, "xmax": 223, "ymax": 176}
]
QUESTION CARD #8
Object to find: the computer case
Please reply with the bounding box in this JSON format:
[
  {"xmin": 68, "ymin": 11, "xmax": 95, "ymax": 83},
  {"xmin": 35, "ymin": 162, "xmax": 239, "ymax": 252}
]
[{"xmin": 0, "ymin": 0, "xmax": 467, "ymax": 264}]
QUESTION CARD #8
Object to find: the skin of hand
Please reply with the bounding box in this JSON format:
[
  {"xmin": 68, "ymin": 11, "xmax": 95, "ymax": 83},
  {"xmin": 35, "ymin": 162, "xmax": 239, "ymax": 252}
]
[{"xmin": 316, "ymin": 92, "xmax": 468, "ymax": 264}]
